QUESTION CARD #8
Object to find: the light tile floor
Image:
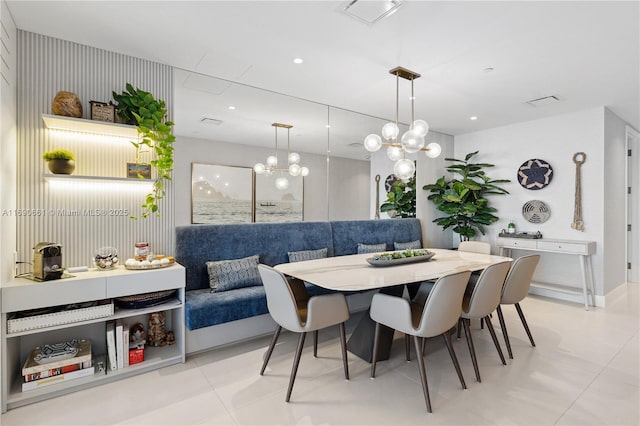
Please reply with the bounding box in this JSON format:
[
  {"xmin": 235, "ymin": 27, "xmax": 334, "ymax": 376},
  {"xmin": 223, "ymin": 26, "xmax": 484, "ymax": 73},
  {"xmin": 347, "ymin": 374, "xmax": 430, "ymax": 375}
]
[{"xmin": 2, "ymin": 284, "xmax": 638, "ymax": 426}]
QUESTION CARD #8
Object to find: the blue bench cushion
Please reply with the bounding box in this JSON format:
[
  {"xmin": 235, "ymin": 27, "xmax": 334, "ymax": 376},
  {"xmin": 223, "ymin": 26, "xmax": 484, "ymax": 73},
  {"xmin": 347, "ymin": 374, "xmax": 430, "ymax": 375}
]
[
  {"xmin": 186, "ymin": 282, "xmax": 334, "ymax": 330},
  {"xmin": 330, "ymin": 219, "xmax": 422, "ymax": 256},
  {"xmin": 176, "ymin": 222, "xmax": 334, "ymax": 291}
]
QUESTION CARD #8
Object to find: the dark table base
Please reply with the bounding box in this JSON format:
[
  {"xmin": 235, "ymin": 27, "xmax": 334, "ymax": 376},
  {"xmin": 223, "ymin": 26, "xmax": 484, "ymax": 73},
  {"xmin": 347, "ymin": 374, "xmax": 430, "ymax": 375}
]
[{"xmin": 346, "ymin": 284, "xmax": 406, "ymax": 363}]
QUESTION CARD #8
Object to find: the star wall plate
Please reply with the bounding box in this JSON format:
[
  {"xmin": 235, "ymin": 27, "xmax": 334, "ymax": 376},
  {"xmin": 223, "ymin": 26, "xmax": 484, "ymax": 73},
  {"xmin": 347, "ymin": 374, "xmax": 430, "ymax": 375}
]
[
  {"xmin": 517, "ymin": 159, "xmax": 553, "ymax": 190},
  {"xmin": 385, "ymin": 174, "xmax": 399, "ymax": 192}
]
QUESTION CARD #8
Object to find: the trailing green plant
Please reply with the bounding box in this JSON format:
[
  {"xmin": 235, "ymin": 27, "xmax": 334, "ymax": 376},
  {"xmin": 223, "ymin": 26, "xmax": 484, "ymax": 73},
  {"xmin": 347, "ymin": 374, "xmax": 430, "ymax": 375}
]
[
  {"xmin": 113, "ymin": 83, "xmax": 175, "ymax": 219},
  {"xmin": 42, "ymin": 149, "xmax": 75, "ymax": 161},
  {"xmin": 380, "ymin": 173, "xmax": 416, "ymax": 218},
  {"xmin": 423, "ymin": 151, "xmax": 509, "ymax": 241}
]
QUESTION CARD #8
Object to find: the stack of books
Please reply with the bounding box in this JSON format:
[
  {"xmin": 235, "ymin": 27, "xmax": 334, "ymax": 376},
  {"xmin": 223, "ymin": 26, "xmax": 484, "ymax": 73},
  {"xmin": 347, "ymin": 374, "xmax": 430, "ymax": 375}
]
[{"xmin": 22, "ymin": 339, "xmax": 94, "ymax": 392}]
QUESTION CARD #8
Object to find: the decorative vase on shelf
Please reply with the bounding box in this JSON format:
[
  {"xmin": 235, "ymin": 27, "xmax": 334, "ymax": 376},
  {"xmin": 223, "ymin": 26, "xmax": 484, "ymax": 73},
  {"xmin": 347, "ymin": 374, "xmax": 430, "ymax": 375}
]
[{"xmin": 47, "ymin": 159, "xmax": 75, "ymax": 175}]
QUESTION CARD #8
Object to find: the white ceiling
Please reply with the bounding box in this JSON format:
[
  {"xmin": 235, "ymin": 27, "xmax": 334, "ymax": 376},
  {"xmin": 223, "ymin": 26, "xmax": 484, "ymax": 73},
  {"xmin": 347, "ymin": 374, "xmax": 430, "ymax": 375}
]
[{"xmin": 6, "ymin": 1, "xmax": 640, "ymax": 159}]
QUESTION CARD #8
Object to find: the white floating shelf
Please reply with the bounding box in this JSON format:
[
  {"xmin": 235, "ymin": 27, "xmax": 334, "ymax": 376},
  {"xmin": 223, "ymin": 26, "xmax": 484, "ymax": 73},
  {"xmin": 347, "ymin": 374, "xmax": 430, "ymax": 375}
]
[
  {"xmin": 43, "ymin": 174, "xmax": 155, "ymax": 185},
  {"xmin": 42, "ymin": 114, "xmax": 139, "ymax": 138}
]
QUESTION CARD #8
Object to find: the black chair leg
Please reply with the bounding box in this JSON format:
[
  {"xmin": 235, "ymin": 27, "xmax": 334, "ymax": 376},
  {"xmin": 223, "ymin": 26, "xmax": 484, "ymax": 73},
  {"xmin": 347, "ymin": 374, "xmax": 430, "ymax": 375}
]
[
  {"xmin": 413, "ymin": 335, "xmax": 432, "ymax": 413},
  {"xmin": 515, "ymin": 303, "xmax": 536, "ymax": 347},
  {"xmin": 371, "ymin": 322, "xmax": 381, "ymax": 378},
  {"xmin": 442, "ymin": 333, "xmax": 466, "ymax": 389},
  {"xmin": 457, "ymin": 318, "xmax": 462, "ymax": 339},
  {"xmin": 462, "ymin": 318, "xmax": 481, "ymax": 382},
  {"xmin": 286, "ymin": 332, "xmax": 306, "ymax": 402},
  {"xmin": 313, "ymin": 330, "xmax": 318, "ymax": 357},
  {"xmin": 496, "ymin": 306, "xmax": 513, "ymax": 359},
  {"xmin": 260, "ymin": 325, "xmax": 282, "ymax": 375},
  {"xmin": 484, "ymin": 315, "xmax": 507, "ymax": 365},
  {"xmin": 339, "ymin": 322, "xmax": 349, "ymax": 380},
  {"xmin": 405, "ymin": 334, "xmax": 411, "ymax": 361}
]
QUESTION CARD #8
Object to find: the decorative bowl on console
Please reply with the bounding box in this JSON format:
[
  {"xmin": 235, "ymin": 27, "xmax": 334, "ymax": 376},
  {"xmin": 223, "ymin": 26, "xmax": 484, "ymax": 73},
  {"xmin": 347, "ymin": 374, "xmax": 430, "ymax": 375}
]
[{"xmin": 94, "ymin": 247, "xmax": 119, "ymax": 269}]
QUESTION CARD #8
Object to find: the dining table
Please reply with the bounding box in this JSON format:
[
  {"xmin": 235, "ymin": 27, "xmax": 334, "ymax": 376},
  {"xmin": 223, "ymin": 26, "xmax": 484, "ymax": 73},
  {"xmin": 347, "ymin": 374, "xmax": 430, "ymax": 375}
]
[{"xmin": 275, "ymin": 248, "xmax": 513, "ymax": 363}]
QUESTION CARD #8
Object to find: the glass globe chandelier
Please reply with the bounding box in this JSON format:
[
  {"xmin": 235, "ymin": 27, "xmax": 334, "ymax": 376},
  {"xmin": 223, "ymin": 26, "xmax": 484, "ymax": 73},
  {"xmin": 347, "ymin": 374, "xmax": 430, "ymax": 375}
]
[
  {"xmin": 254, "ymin": 123, "xmax": 309, "ymax": 189},
  {"xmin": 363, "ymin": 66, "xmax": 441, "ymax": 180}
]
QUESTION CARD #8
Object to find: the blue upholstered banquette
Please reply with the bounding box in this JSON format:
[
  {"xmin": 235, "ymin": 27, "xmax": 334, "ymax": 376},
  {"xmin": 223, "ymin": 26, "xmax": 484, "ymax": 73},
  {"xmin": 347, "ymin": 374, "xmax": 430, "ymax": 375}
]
[{"xmin": 175, "ymin": 219, "xmax": 422, "ymax": 330}]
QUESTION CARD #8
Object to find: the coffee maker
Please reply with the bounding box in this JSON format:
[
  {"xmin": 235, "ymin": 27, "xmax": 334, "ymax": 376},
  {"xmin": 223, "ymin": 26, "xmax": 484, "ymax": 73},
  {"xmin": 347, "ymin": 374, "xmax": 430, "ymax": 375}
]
[{"xmin": 33, "ymin": 242, "xmax": 63, "ymax": 281}]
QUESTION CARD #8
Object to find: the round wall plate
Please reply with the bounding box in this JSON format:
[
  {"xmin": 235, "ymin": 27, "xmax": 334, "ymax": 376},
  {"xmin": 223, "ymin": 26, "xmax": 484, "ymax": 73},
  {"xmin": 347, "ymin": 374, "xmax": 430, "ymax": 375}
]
[
  {"xmin": 517, "ymin": 159, "xmax": 553, "ymax": 190},
  {"xmin": 385, "ymin": 174, "xmax": 399, "ymax": 192},
  {"xmin": 522, "ymin": 200, "xmax": 551, "ymax": 223}
]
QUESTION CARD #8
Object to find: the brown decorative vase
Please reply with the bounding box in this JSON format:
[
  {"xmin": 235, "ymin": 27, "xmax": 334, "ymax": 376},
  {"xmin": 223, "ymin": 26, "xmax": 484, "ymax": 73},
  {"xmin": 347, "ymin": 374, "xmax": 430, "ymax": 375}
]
[
  {"xmin": 52, "ymin": 91, "xmax": 83, "ymax": 118},
  {"xmin": 47, "ymin": 159, "xmax": 75, "ymax": 174}
]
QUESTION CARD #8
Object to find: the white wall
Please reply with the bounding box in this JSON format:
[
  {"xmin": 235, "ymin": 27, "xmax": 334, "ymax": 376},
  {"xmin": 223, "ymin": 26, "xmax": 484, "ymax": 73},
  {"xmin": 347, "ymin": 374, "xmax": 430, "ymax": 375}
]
[
  {"xmin": 604, "ymin": 108, "xmax": 629, "ymax": 293},
  {"xmin": 174, "ymin": 135, "xmax": 370, "ymax": 226},
  {"xmin": 0, "ymin": 0, "xmax": 17, "ymax": 284},
  {"xmin": 416, "ymin": 131, "xmax": 455, "ymax": 248},
  {"xmin": 455, "ymin": 108, "xmax": 609, "ymax": 296}
]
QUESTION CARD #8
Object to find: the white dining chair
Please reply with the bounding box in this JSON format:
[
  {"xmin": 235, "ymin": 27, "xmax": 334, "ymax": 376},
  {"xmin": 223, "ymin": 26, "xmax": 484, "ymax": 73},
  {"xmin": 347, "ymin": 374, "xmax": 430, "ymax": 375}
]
[
  {"xmin": 496, "ymin": 255, "xmax": 540, "ymax": 359},
  {"xmin": 459, "ymin": 261, "xmax": 511, "ymax": 382},
  {"xmin": 258, "ymin": 264, "xmax": 350, "ymax": 402},
  {"xmin": 370, "ymin": 270, "xmax": 472, "ymax": 413}
]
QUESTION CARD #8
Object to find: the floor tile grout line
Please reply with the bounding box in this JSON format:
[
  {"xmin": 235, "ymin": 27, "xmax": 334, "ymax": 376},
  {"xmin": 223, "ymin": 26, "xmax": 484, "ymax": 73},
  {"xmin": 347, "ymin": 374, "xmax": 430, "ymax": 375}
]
[{"xmin": 552, "ymin": 330, "xmax": 640, "ymax": 425}]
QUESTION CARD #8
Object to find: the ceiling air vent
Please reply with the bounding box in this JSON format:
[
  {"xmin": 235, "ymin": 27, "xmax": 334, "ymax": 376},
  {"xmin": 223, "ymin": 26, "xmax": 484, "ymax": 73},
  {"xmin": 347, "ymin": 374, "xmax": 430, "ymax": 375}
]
[
  {"xmin": 342, "ymin": 0, "xmax": 404, "ymax": 25},
  {"xmin": 526, "ymin": 95, "xmax": 560, "ymax": 107},
  {"xmin": 200, "ymin": 117, "xmax": 223, "ymax": 125}
]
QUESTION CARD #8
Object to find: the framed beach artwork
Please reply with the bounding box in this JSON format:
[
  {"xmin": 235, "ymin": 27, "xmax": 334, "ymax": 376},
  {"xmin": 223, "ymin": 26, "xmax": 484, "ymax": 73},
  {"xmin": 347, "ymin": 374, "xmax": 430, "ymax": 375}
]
[
  {"xmin": 255, "ymin": 174, "xmax": 304, "ymax": 223},
  {"xmin": 191, "ymin": 163, "xmax": 255, "ymax": 224}
]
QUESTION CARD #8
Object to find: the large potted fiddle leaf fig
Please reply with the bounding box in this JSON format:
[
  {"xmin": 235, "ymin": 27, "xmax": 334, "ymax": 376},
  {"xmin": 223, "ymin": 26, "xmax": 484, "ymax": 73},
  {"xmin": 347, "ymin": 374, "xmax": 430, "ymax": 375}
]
[
  {"xmin": 113, "ymin": 84, "xmax": 175, "ymax": 219},
  {"xmin": 423, "ymin": 151, "xmax": 509, "ymax": 241}
]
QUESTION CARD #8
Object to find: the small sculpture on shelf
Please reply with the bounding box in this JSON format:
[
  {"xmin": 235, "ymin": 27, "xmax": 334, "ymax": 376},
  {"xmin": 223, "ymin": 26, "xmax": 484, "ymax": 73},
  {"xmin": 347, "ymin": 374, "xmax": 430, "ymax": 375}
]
[
  {"xmin": 165, "ymin": 331, "xmax": 175, "ymax": 345},
  {"xmin": 129, "ymin": 323, "xmax": 146, "ymax": 349},
  {"xmin": 52, "ymin": 91, "xmax": 82, "ymax": 118},
  {"xmin": 147, "ymin": 312, "xmax": 166, "ymax": 347}
]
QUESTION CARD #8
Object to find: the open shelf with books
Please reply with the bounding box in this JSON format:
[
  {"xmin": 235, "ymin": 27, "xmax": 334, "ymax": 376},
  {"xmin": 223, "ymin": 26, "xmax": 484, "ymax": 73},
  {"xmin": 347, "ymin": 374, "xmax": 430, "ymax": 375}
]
[{"xmin": 1, "ymin": 264, "xmax": 185, "ymax": 412}]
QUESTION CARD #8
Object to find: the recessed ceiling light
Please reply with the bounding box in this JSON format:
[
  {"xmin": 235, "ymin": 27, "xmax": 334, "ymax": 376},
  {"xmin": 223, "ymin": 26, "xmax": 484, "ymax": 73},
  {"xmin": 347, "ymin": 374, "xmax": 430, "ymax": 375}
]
[
  {"xmin": 470, "ymin": 116, "xmax": 478, "ymax": 121},
  {"xmin": 325, "ymin": 124, "xmax": 331, "ymax": 128},
  {"xmin": 293, "ymin": 58, "xmax": 304, "ymax": 64},
  {"xmin": 228, "ymin": 106, "xmax": 236, "ymax": 110}
]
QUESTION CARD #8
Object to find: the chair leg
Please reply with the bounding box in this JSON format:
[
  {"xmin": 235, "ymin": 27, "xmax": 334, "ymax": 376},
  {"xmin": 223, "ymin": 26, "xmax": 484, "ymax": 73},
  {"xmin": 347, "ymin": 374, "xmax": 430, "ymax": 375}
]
[
  {"xmin": 442, "ymin": 333, "xmax": 466, "ymax": 389},
  {"xmin": 413, "ymin": 335, "xmax": 432, "ymax": 413},
  {"xmin": 515, "ymin": 303, "xmax": 536, "ymax": 347},
  {"xmin": 457, "ymin": 318, "xmax": 462, "ymax": 339},
  {"xmin": 371, "ymin": 322, "xmax": 381, "ymax": 378},
  {"xmin": 405, "ymin": 334, "xmax": 411, "ymax": 361},
  {"xmin": 313, "ymin": 330, "xmax": 318, "ymax": 358},
  {"xmin": 260, "ymin": 325, "xmax": 282, "ymax": 375},
  {"xmin": 496, "ymin": 306, "xmax": 513, "ymax": 359},
  {"xmin": 286, "ymin": 332, "xmax": 306, "ymax": 402},
  {"xmin": 462, "ymin": 318, "xmax": 481, "ymax": 382},
  {"xmin": 339, "ymin": 322, "xmax": 349, "ymax": 380},
  {"xmin": 484, "ymin": 315, "xmax": 507, "ymax": 366}
]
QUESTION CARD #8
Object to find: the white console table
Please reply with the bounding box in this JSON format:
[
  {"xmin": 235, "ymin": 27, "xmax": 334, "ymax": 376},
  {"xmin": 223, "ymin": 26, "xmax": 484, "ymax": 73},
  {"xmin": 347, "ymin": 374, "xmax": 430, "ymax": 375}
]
[
  {"xmin": 0, "ymin": 264, "xmax": 185, "ymax": 412},
  {"xmin": 497, "ymin": 237, "xmax": 596, "ymax": 310}
]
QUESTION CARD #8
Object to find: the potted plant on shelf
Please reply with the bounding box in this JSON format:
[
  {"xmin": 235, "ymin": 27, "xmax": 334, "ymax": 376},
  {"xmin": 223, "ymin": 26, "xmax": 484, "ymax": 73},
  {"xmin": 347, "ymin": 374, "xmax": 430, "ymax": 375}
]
[
  {"xmin": 43, "ymin": 149, "xmax": 76, "ymax": 174},
  {"xmin": 423, "ymin": 151, "xmax": 510, "ymax": 241},
  {"xmin": 112, "ymin": 84, "xmax": 175, "ymax": 219},
  {"xmin": 380, "ymin": 172, "xmax": 416, "ymax": 218}
]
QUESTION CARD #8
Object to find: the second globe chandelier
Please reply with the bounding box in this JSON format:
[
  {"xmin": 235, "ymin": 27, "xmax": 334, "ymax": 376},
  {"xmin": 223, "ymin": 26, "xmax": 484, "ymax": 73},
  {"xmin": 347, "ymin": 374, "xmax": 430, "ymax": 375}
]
[
  {"xmin": 364, "ymin": 66, "xmax": 441, "ymax": 179},
  {"xmin": 254, "ymin": 122, "xmax": 309, "ymax": 190}
]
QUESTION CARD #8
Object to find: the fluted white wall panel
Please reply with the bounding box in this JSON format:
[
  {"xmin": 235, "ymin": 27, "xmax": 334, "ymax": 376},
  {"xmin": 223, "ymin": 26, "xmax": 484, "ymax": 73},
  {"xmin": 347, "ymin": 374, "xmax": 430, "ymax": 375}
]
[{"xmin": 16, "ymin": 31, "xmax": 174, "ymax": 270}]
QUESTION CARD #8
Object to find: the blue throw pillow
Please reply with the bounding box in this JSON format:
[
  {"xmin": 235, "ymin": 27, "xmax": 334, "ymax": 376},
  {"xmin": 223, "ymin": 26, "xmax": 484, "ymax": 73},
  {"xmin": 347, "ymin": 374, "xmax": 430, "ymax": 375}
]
[
  {"xmin": 357, "ymin": 243, "xmax": 387, "ymax": 254},
  {"xmin": 394, "ymin": 240, "xmax": 422, "ymax": 250},
  {"xmin": 206, "ymin": 255, "xmax": 262, "ymax": 292},
  {"xmin": 288, "ymin": 248, "xmax": 328, "ymax": 263}
]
